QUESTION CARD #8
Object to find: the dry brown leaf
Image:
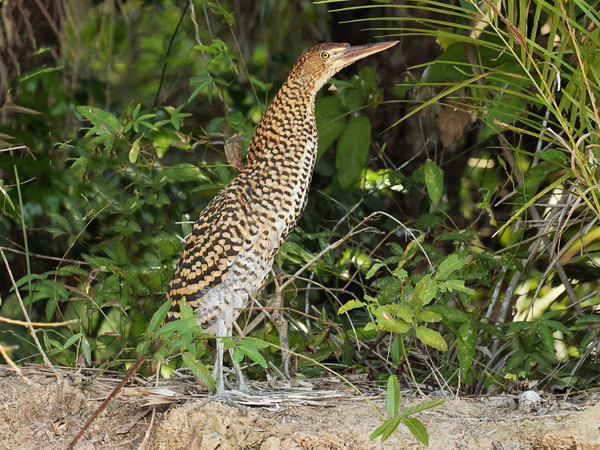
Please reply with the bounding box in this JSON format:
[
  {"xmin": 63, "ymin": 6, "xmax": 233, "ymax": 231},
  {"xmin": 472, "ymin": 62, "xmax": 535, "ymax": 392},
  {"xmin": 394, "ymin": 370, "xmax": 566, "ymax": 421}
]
[
  {"xmin": 225, "ymin": 133, "xmax": 244, "ymax": 172},
  {"xmin": 436, "ymin": 106, "xmax": 472, "ymax": 147}
]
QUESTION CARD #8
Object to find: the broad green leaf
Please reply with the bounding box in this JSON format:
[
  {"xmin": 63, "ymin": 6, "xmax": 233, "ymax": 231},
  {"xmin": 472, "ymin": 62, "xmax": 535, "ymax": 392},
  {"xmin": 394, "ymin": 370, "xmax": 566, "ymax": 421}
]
[
  {"xmin": 182, "ymin": 352, "xmax": 216, "ymax": 393},
  {"xmin": 379, "ymin": 304, "xmax": 414, "ymax": 322},
  {"xmin": 81, "ymin": 334, "xmax": 91, "ymax": 365},
  {"xmin": 537, "ymin": 324, "xmax": 556, "ymax": 355},
  {"xmin": 435, "ymin": 254, "xmax": 469, "ymax": 281},
  {"xmin": 235, "ymin": 339, "xmax": 270, "ymax": 368},
  {"xmin": 415, "ymin": 310, "xmax": 443, "ymax": 323},
  {"xmin": 414, "ymin": 274, "xmax": 437, "ymax": 305},
  {"xmin": 369, "ymin": 417, "xmax": 401, "ymax": 442},
  {"xmin": 457, "ymin": 322, "xmax": 476, "ymax": 373},
  {"xmin": 401, "ymin": 398, "xmax": 445, "ymax": 416},
  {"xmin": 14, "ymin": 272, "xmax": 45, "ymax": 288},
  {"xmin": 157, "ymin": 316, "xmax": 197, "ymax": 337},
  {"xmin": 538, "ymin": 319, "xmax": 573, "ymax": 338},
  {"xmin": 429, "ymin": 304, "xmax": 469, "ymax": 322},
  {"xmin": 386, "ymin": 374, "xmax": 401, "ymax": 416},
  {"xmin": 47, "ymin": 212, "xmax": 72, "ymax": 234},
  {"xmin": 416, "ymin": 326, "xmax": 448, "ymax": 351},
  {"xmin": 45, "ymin": 296, "xmax": 57, "ymax": 321},
  {"xmin": 377, "ymin": 315, "xmax": 411, "ymax": 334},
  {"xmin": 150, "ymin": 298, "xmax": 172, "ymax": 332},
  {"xmin": 403, "ymin": 417, "xmax": 429, "ymax": 446},
  {"xmin": 423, "ymin": 159, "xmax": 444, "ymax": 206},
  {"xmin": 336, "ymin": 115, "xmax": 371, "ymax": 190},
  {"xmin": 341, "ymin": 334, "xmax": 355, "ymax": 366},
  {"xmin": 70, "ymin": 156, "xmax": 88, "ymax": 179},
  {"xmin": 129, "ymin": 136, "xmax": 141, "ymax": 163},
  {"xmin": 442, "ymin": 279, "xmax": 475, "ymax": 294},
  {"xmin": 365, "ymin": 261, "xmax": 383, "ymax": 279},
  {"xmin": 63, "ymin": 333, "xmax": 83, "ymax": 349},
  {"xmin": 164, "ymin": 164, "xmax": 209, "ymax": 183},
  {"xmin": 77, "ymin": 106, "xmax": 122, "ymax": 134},
  {"xmin": 180, "ymin": 303, "xmax": 194, "ymax": 320},
  {"xmin": 279, "ymin": 241, "xmax": 314, "ymax": 264},
  {"xmin": 507, "ymin": 321, "xmax": 534, "ymax": 334},
  {"xmin": 316, "ymin": 95, "xmax": 346, "ymax": 159},
  {"xmin": 506, "ymin": 347, "xmax": 528, "ymax": 372},
  {"xmin": 318, "ymin": 117, "xmax": 346, "ymax": 160},
  {"xmin": 338, "ymin": 299, "xmax": 366, "ymax": 315}
]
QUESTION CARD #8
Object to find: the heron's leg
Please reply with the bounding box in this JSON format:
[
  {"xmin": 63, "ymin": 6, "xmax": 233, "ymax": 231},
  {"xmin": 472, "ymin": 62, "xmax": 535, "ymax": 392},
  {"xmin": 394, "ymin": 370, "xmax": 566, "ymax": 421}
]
[
  {"xmin": 213, "ymin": 319, "xmax": 227, "ymax": 396},
  {"xmin": 230, "ymin": 350, "xmax": 249, "ymax": 392}
]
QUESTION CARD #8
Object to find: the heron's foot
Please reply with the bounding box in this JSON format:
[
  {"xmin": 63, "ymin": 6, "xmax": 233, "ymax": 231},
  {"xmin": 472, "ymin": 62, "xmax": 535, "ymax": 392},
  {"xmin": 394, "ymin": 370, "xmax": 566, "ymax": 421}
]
[
  {"xmin": 223, "ymin": 377, "xmax": 259, "ymax": 396},
  {"xmin": 196, "ymin": 390, "xmax": 248, "ymax": 412}
]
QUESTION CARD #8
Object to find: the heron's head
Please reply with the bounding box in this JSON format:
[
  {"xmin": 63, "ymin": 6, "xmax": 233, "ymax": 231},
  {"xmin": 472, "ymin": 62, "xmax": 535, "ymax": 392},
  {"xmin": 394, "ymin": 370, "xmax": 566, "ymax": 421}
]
[{"xmin": 288, "ymin": 41, "xmax": 398, "ymax": 92}]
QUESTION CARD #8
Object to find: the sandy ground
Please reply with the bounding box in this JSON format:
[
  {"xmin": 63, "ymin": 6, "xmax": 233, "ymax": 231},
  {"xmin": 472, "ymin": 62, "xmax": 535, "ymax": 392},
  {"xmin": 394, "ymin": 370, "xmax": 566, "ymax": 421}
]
[{"xmin": 1, "ymin": 365, "xmax": 599, "ymax": 450}]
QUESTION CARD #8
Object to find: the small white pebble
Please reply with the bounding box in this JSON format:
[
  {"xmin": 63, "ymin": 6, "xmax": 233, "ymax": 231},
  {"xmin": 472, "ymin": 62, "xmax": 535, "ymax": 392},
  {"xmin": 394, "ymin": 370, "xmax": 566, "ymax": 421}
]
[{"xmin": 519, "ymin": 390, "xmax": 542, "ymax": 411}]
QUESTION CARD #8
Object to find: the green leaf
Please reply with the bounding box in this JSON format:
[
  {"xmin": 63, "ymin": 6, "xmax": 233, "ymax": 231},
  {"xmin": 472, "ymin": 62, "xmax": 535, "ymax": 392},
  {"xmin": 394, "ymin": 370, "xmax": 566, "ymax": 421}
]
[
  {"xmin": 442, "ymin": 279, "xmax": 475, "ymax": 294},
  {"xmin": 129, "ymin": 136, "xmax": 142, "ymax": 163},
  {"xmin": 423, "ymin": 159, "xmax": 444, "ymax": 206},
  {"xmin": 375, "ymin": 305, "xmax": 412, "ymax": 334},
  {"xmin": 47, "ymin": 212, "xmax": 72, "ymax": 234},
  {"xmin": 507, "ymin": 321, "xmax": 533, "ymax": 334},
  {"xmin": 506, "ymin": 347, "xmax": 528, "ymax": 372},
  {"xmin": 537, "ymin": 324, "xmax": 556, "ymax": 355},
  {"xmin": 416, "ymin": 326, "xmax": 448, "ymax": 351},
  {"xmin": 70, "ymin": 156, "xmax": 88, "ymax": 179},
  {"xmin": 336, "ymin": 115, "xmax": 371, "ymax": 189},
  {"xmin": 315, "ymin": 95, "xmax": 346, "ymax": 158},
  {"xmin": 538, "ymin": 318, "xmax": 573, "ymax": 338},
  {"xmin": 20, "ymin": 65, "xmax": 63, "ymax": 81},
  {"xmin": 77, "ymin": 106, "xmax": 122, "ymax": 134},
  {"xmin": 369, "ymin": 417, "xmax": 401, "ymax": 442},
  {"xmin": 429, "ymin": 304, "xmax": 470, "ymax": 322},
  {"xmin": 0, "ymin": 183, "xmax": 16, "ymax": 212},
  {"xmin": 386, "ymin": 374, "xmax": 401, "ymax": 416},
  {"xmin": 231, "ymin": 339, "xmax": 270, "ymax": 368},
  {"xmin": 164, "ymin": 163, "xmax": 209, "ymax": 183},
  {"xmin": 338, "ymin": 299, "xmax": 366, "ymax": 315},
  {"xmin": 401, "ymin": 398, "xmax": 445, "ymax": 416},
  {"xmin": 365, "ymin": 261, "xmax": 383, "ymax": 279},
  {"xmin": 457, "ymin": 322, "xmax": 476, "ymax": 373},
  {"xmin": 45, "ymin": 296, "xmax": 57, "ymax": 321},
  {"xmin": 182, "ymin": 352, "xmax": 216, "ymax": 393},
  {"xmin": 157, "ymin": 315, "xmax": 197, "ymax": 337},
  {"xmin": 64, "ymin": 333, "xmax": 83, "ymax": 349},
  {"xmin": 403, "ymin": 417, "xmax": 429, "ymax": 446},
  {"xmin": 414, "ymin": 310, "xmax": 443, "ymax": 323},
  {"xmin": 81, "ymin": 333, "xmax": 91, "ymax": 365},
  {"xmin": 435, "ymin": 254, "xmax": 469, "ymax": 281},
  {"xmin": 413, "ymin": 274, "xmax": 437, "ymax": 305},
  {"xmin": 434, "ymin": 230, "xmax": 480, "ymax": 242},
  {"xmin": 150, "ymin": 298, "xmax": 172, "ymax": 332}
]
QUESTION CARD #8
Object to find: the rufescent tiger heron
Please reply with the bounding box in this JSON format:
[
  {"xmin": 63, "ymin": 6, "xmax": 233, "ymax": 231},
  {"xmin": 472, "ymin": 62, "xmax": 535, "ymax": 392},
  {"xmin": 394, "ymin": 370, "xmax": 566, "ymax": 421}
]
[{"xmin": 163, "ymin": 41, "xmax": 398, "ymax": 399}]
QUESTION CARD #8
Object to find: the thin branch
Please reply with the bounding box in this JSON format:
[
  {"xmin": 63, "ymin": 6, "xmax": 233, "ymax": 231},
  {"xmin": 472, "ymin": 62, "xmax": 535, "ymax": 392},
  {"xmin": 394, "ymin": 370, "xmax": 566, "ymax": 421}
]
[
  {"xmin": 153, "ymin": 1, "xmax": 190, "ymax": 108},
  {"xmin": 0, "ymin": 317, "xmax": 78, "ymax": 327},
  {"xmin": 0, "ymin": 344, "xmax": 30, "ymax": 384}
]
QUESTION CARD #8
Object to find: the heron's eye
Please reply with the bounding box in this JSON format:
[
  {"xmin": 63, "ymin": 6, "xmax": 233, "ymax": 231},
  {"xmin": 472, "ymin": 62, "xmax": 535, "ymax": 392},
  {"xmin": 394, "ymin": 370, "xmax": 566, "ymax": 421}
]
[{"xmin": 320, "ymin": 51, "xmax": 330, "ymax": 60}]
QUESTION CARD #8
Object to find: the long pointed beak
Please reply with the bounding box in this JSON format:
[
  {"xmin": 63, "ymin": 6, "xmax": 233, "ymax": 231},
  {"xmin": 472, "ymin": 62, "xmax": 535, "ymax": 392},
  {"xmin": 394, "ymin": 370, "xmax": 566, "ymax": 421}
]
[{"xmin": 334, "ymin": 41, "xmax": 399, "ymax": 67}]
